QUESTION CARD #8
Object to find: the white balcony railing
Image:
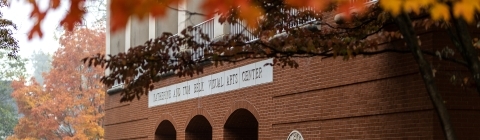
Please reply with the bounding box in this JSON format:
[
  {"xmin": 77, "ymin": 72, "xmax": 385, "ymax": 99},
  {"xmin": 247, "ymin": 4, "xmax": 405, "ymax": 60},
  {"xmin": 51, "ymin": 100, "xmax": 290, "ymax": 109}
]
[
  {"xmin": 230, "ymin": 21, "xmax": 257, "ymax": 42},
  {"xmin": 190, "ymin": 18, "xmax": 215, "ymax": 61},
  {"xmin": 108, "ymin": 0, "xmax": 378, "ymax": 93}
]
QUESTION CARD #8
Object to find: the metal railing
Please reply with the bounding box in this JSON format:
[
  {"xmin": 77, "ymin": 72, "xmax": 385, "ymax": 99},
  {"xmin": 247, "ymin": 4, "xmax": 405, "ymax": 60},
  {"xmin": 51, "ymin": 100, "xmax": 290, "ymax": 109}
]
[
  {"xmin": 229, "ymin": 7, "xmax": 318, "ymax": 43},
  {"xmin": 192, "ymin": 18, "xmax": 216, "ymax": 45},
  {"xmin": 230, "ymin": 21, "xmax": 257, "ymax": 42},
  {"xmin": 108, "ymin": 0, "xmax": 378, "ymax": 91},
  {"xmin": 156, "ymin": 0, "xmax": 377, "ymax": 63},
  {"xmin": 190, "ymin": 18, "xmax": 215, "ymax": 61}
]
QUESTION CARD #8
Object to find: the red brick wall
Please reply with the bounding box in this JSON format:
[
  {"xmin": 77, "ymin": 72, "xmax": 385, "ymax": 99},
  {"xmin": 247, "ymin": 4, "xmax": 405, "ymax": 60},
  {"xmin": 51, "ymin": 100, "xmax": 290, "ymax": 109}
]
[{"xmin": 103, "ymin": 26, "xmax": 480, "ymax": 140}]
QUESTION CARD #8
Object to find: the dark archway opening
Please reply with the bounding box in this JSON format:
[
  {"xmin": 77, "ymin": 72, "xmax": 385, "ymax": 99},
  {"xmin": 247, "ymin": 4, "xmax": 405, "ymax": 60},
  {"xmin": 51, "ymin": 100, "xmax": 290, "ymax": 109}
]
[
  {"xmin": 224, "ymin": 109, "xmax": 258, "ymax": 140},
  {"xmin": 155, "ymin": 120, "xmax": 176, "ymax": 140},
  {"xmin": 185, "ymin": 115, "xmax": 212, "ymax": 140}
]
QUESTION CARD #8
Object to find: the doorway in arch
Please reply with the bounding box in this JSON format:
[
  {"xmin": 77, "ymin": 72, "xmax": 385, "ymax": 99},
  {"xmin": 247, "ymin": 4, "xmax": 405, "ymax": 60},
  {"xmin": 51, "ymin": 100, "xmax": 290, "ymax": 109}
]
[
  {"xmin": 185, "ymin": 115, "xmax": 212, "ymax": 140},
  {"xmin": 155, "ymin": 120, "xmax": 176, "ymax": 140},
  {"xmin": 224, "ymin": 109, "xmax": 258, "ymax": 139}
]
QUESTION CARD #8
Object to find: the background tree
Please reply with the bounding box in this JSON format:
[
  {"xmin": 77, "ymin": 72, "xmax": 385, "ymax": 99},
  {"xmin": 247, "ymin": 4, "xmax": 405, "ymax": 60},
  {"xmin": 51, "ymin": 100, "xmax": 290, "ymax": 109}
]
[
  {"xmin": 84, "ymin": 0, "xmax": 107, "ymax": 26},
  {"xmin": 0, "ymin": 86, "xmax": 17, "ymax": 140},
  {"xmin": 0, "ymin": 0, "xmax": 19, "ymax": 59},
  {"xmin": 0, "ymin": 50, "xmax": 26, "ymax": 140},
  {"xmin": 0, "ymin": 0, "xmax": 28, "ymax": 137},
  {"xmin": 9, "ymin": 27, "xmax": 105, "ymax": 140},
  {"xmin": 30, "ymin": 50, "xmax": 52, "ymax": 86}
]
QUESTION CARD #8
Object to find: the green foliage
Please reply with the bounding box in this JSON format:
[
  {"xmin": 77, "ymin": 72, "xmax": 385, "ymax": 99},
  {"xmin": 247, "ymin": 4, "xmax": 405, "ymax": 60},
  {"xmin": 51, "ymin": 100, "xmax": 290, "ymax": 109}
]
[
  {"xmin": 0, "ymin": 51, "xmax": 27, "ymax": 81},
  {"xmin": 0, "ymin": 81, "xmax": 17, "ymax": 139},
  {"xmin": 0, "ymin": 50, "xmax": 26, "ymax": 139}
]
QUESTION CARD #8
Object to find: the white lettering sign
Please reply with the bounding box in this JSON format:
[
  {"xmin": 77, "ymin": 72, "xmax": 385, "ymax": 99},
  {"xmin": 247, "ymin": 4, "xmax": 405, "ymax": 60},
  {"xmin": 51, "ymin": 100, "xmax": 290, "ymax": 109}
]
[
  {"xmin": 209, "ymin": 72, "xmax": 225, "ymax": 95},
  {"xmin": 224, "ymin": 68, "xmax": 240, "ymax": 92},
  {"xmin": 197, "ymin": 75, "xmax": 211, "ymax": 97},
  {"xmin": 148, "ymin": 59, "xmax": 273, "ymax": 108}
]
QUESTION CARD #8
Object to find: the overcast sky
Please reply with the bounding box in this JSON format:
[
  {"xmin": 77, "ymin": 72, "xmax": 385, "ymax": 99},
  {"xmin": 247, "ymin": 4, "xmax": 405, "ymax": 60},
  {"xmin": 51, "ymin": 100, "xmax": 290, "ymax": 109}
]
[
  {"xmin": 2, "ymin": 0, "xmax": 102, "ymax": 77},
  {"xmin": 1, "ymin": 0, "xmax": 67, "ymax": 76},
  {"xmin": 3, "ymin": 0, "xmax": 68, "ymax": 55}
]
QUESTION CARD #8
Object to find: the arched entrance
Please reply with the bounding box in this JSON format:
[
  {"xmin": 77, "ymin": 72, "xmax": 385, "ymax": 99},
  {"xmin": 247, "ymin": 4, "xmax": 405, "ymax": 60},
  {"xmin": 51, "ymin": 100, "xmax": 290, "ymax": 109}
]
[
  {"xmin": 155, "ymin": 120, "xmax": 176, "ymax": 140},
  {"xmin": 185, "ymin": 115, "xmax": 212, "ymax": 140},
  {"xmin": 224, "ymin": 109, "xmax": 258, "ymax": 139}
]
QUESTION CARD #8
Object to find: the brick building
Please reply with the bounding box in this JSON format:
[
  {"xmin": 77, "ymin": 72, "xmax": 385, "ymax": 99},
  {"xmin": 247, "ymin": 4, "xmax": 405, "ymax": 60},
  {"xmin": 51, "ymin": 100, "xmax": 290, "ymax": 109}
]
[{"xmin": 104, "ymin": 0, "xmax": 480, "ymax": 139}]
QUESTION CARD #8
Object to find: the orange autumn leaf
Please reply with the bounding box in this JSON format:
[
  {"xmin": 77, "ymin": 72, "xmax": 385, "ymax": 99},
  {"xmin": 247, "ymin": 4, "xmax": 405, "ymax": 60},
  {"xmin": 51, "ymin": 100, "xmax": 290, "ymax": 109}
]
[
  {"xmin": 26, "ymin": 0, "xmax": 85, "ymax": 39},
  {"xmin": 379, "ymin": 0, "xmax": 403, "ymax": 16},
  {"xmin": 150, "ymin": 2, "xmax": 168, "ymax": 17},
  {"xmin": 403, "ymin": 0, "xmax": 434, "ymax": 14},
  {"xmin": 200, "ymin": 0, "xmax": 263, "ymax": 28},
  {"xmin": 238, "ymin": 4, "xmax": 263, "ymax": 29},
  {"xmin": 430, "ymin": 2, "xmax": 450, "ymax": 21},
  {"xmin": 27, "ymin": 2, "xmax": 46, "ymax": 39},
  {"xmin": 336, "ymin": 0, "xmax": 368, "ymax": 21},
  {"xmin": 201, "ymin": 0, "xmax": 237, "ymax": 19},
  {"xmin": 377, "ymin": 0, "xmax": 480, "ymax": 23},
  {"xmin": 60, "ymin": 0, "xmax": 86, "ymax": 31},
  {"xmin": 453, "ymin": 0, "xmax": 480, "ymax": 23},
  {"xmin": 379, "ymin": 0, "xmax": 435, "ymax": 16},
  {"xmin": 109, "ymin": 0, "xmax": 140, "ymax": 32},
  {"xmin": 109, "ymin": 0, "xmax": 181, "ymax": 33},
  {"xmin": 285, "ymin": 0, "xmax": 329, "ymax": 11},
  {"xmin": 51, "ymin": 0, "xmax": 61, "ymax": 9},
  {"xmin": 27, "ymin": 23, "xmax": 44, "ymax": 40}
]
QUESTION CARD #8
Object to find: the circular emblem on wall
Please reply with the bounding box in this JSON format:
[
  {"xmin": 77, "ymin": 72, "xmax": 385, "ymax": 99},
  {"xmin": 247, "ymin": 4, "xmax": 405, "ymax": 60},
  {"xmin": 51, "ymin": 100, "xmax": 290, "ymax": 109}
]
[{"xmin": 287, "ymin": 130, "xmax": 304, "ymax": 140}]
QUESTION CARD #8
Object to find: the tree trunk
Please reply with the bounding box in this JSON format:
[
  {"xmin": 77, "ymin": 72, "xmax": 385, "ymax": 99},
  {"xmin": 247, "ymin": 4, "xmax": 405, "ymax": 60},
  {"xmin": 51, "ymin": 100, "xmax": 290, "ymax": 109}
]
[
  {"xmin": 448, "ymin": 17, "xmax": 480, "ymax": 95},
  {"xmin": 394, "ymin": 14, "xmax": 457, "ymax": 140}
]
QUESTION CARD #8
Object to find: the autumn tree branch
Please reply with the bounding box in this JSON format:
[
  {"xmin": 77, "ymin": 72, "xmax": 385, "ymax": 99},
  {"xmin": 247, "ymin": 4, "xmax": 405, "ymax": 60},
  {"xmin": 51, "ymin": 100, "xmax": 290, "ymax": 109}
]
[
  {"xmin": 445, "ymin": 6, "xmax": 480, "ymax": 95},
  {"xmin": 395, "ymin": 13, "xmax": 457, "ymax": 140}
]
